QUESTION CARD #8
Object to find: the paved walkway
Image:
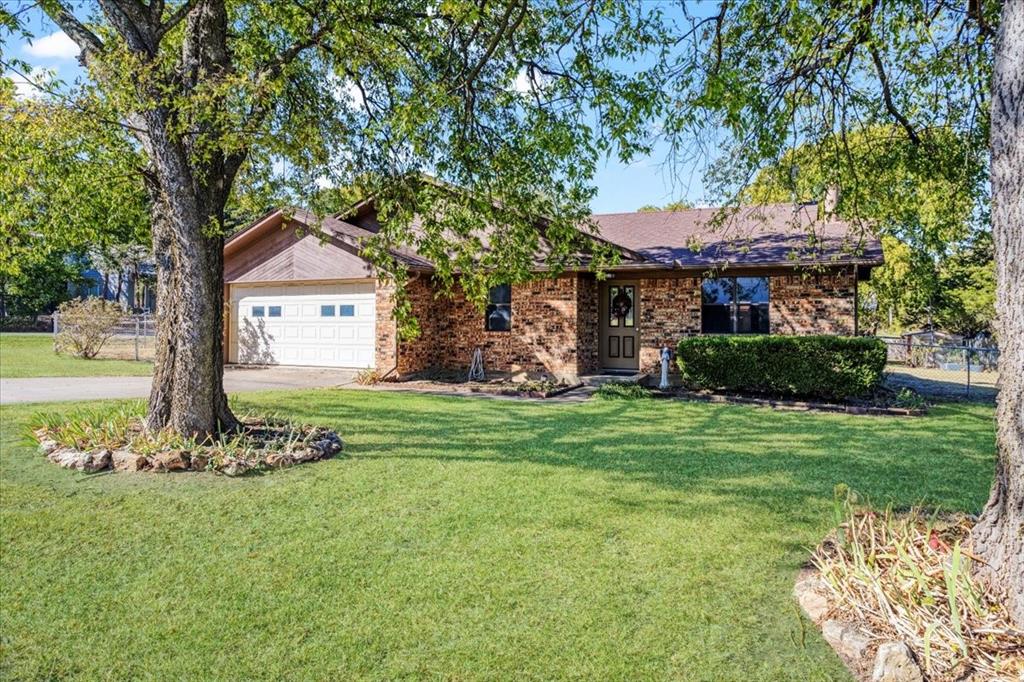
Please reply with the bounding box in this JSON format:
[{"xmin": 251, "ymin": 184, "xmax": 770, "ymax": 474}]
[{"xmin": 0, "ymin": 367, "xmax": 357, "ymax": 405}]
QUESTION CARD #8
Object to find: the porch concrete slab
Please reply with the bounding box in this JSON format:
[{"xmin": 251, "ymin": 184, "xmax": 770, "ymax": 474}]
[{"xmin": 0, "ymin": 366, "xmax": 357, "ymax": 405}]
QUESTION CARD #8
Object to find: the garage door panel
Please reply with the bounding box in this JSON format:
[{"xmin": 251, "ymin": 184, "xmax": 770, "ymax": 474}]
[{"xmin": 232, "ymin": 283, "xmax": 376, "ymax": 368}]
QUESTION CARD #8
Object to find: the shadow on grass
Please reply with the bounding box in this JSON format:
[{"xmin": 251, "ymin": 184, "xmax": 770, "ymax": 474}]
[{"xmin": 240, "ymin": 390, "xmax": 996, "ymax": 522}]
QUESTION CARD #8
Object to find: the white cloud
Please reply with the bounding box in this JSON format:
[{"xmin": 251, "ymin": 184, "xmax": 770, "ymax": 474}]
[
  {"xmin": 513, "ymin": 71, "xmax": 532, "ymax": 94},
  {"xmin": 7, "ymin": 67, "xmax": 52, "ymax": 99},
  {"xmin": 511, "ymin": 68, "xmax": 549, "ymax": 97},
  {"xmin": 24, "ymin": 31, "xmax": 80, "ymax": 60}
]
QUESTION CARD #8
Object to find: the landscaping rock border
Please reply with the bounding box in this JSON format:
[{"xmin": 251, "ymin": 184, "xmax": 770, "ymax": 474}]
[
  {"xmin": 794, "ymin": 568, "xmax": 926, "ymax": 682},
  {"xmin": 36, "ymin": 425, "xmax": 343, "ymax": 477}
]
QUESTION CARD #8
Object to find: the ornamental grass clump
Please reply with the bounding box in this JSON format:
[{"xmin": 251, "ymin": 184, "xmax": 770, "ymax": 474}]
[
  {"xmin": 30, "ymin": 405, "xmax": 343, "ymax": 475},
  {"xmin": 812, "ymin": 491, "xmax": 1024, "ymax": 681},
  {"xmin": 594, "ymin": 381, "xmax": 653, "ymax": 400}
]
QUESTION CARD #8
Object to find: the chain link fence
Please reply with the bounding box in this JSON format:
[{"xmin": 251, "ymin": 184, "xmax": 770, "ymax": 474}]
[
  {"xmin": 53, "ymin": 311, "xmax": 157, "ymax": 361},
  {"xmin": 878, "ymin": 336, "xmax": 999, "ymax": 403}
]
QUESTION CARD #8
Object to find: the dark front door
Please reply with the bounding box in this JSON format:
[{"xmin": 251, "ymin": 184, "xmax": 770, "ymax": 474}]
[{"xmin": 600, "ymin": 281, "xmax": 639, "ymax": 371}]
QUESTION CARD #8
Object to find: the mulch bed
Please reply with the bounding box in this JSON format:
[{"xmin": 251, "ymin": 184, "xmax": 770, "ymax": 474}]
[
  {"xmin": 34, "ymin": 417, "xmax": 343, "ymax": 476},
  {"xmin": 378, "ymin": 376, "xmax": 583, "ymax": 399},
  {"xmin": 655, "ymin": 388, "xmax": 928, "ymax": 416}
]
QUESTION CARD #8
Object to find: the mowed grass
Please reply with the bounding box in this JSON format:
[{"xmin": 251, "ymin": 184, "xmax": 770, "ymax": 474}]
[
  {"xmin": 0, "ymin": 333, "xmax": 151, "ymax": 378},
  {"xmin": 0, "ymin": 390, "xmax": 996, "ymax": 680}
]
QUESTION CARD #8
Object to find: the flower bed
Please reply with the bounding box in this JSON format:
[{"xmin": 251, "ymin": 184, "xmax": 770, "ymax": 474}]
[
  {"xmin": 32, "ymin": 408, "xmax": 343, "ymax": 476},
  {"xmin": 384, "ymin": 371, "xmax": 581, "ymax": 399},
  {"xmin": 667, "ymin": 386, "xmax": 929, "ymax": 416},
  {"xmin": 795, "ymin": 490, "xmax": 1024, "ymax": 681}
]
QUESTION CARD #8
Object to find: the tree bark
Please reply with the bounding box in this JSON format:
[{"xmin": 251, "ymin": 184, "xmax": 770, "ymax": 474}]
[
  {"xmin": 972, "ymin": 0, "xmax": 1024, "ymax": 626},
  {"xmin": 143, "ymin": 173, "xmax": 237, "ymax": 438}
]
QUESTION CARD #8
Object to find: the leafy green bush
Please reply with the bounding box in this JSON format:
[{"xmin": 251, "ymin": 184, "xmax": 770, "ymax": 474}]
[
  {"xmin": 892, "ymin": 387, "xmax": 927, "ymax": 410},
  {"xmin": 594, "ymin": 381, "xmax": 652, "ymax": 400},
  {"xmin": 676, "ymin": 335, "xmax": 886, "ymax": 400}
]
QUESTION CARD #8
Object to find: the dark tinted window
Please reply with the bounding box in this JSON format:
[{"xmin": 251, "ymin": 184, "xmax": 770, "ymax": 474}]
[
  {"xmin": 268, "ymin": 306, "xmax": 282, "ymax": 317},
  {"xmin": 339, "ymin": 305, "xmax": 355, "ymax": 317},
  {"xmin": 321, "ymin": 305, "xmax": 335, "ymax": 317},
  {"xmin": 701, "ymin": 277, "xmax": 770, "ymax": 334},
  {"xmin": 485, "ymin": 284, "xmax": 512, "ymax": 332},
  {"xmin": 251, "ymin": 306, "xmax": 265, "ymax": 317}
]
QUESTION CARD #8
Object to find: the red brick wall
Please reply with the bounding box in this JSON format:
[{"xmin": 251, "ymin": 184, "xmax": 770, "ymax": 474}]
[
  {"xmin": 636, "ymin": 276, "xmax": 702, "ymax": 371},
  {"xmin": 381, "ymin": 274, "xmax": 586, "ymax": 380},
  {"xmin": 770, "ymin": 268, "xmax": 857, "ymax": 335},
  {"xmin": 375, "ymin": 267, "xmax": 857, "ymax": 379},
  {"xmin": 576, "ymin": 274, "xmax": 600, "ymax": 375}
]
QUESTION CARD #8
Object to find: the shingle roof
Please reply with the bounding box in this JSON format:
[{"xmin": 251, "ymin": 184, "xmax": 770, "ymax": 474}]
[
  {"xmin": 230, "ymin": 202, "xmax": 884, "ymax": 274},
  {"xmin": 590, "ymin": 203, "xmax": 884, "ymax": 269}
]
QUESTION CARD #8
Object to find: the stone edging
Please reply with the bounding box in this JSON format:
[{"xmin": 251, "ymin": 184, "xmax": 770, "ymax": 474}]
[
  {"xmin": 480, "ymin": 382, "xmax": 585, "ymax": 399},
  {"xmin": 661, "ymin": 389, "xmax": 927, "ymax": 417},
  {"xmin": 794, "ymin": 569, "xmax": 924, "ymax": 682},
  {"xmin": 37, "ymin": 430, "xmax": 343, "ymax": 476}
]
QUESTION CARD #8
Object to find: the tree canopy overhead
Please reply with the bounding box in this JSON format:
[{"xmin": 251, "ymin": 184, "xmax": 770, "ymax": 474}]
[
  {"xmin": 1, "ymin": 0, "xmax": 1020, "ymax": 627},
  {"xmin": 1, "ymin": 0, "xmax": 673, "ymax": 437},
  {"xmin": 655, "ymin": 0, "xmax": 1020, "ymax": 626}
]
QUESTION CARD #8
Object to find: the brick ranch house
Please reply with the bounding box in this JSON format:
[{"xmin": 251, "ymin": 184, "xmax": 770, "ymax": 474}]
[{"xmin": 222, "ymin": 200, "xmax": 883, "ymax": 381}]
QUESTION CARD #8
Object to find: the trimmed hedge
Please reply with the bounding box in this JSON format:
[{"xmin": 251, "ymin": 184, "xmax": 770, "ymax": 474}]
[{"xmin": 676, "ymin": 335, "xmax": 887, "ymax": 401}]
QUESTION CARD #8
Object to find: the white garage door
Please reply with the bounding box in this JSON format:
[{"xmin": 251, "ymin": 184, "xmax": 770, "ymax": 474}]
[{"xmin": 230, "ymin": 282, "xmax": 375, "ymax": 368}]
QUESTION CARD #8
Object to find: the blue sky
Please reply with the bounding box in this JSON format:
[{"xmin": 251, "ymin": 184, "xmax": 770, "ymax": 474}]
[{"xmin": 4, "ymin": 8, "xmax": 708, "ymax": 214}]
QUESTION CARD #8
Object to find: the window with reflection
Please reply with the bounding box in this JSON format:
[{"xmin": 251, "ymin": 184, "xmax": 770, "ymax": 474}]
[
  {"xmin": 485, "ymin": 284, "xmax": 511, "ymax": 331},
  {"xmin": 701, "ymin": 277, "xmax": 769, "ymax": 334},
  {"xmin": 608, "ymin": 285, "xmax": 635, "ymax": 328}
]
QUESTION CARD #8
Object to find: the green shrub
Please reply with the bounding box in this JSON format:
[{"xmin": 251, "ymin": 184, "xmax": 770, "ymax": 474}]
[
  {"xmin": 676, "ymin": 335, "xmax": 886, "ymax": 400},
  {"xmin": 594, "ymin": 381, "xmax": 653, "ymax": 400}
]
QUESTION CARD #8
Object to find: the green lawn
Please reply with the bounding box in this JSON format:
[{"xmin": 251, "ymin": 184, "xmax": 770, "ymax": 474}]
[
  {"xmin": 0, "ymin": 391, "xmax": 995, "ymax": 680},
  {"xmin": 0, "ymin": 333, "xmax": 151, "ymax": 378}
]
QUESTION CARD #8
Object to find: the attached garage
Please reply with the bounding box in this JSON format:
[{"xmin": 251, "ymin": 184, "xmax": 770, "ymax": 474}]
[
  {"xmin": 223, "ymin": 208, "xmax": 386, "ymax": 369},
  {"xmin": 228, "ymin": 282, "xmax": 376, "ymax": 368}
]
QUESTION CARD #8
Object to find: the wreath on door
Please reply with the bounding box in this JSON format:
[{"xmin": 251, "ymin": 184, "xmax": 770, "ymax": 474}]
[{"xmin": 611, "ymin": 289, "xmax": 632, "ymax": 319}]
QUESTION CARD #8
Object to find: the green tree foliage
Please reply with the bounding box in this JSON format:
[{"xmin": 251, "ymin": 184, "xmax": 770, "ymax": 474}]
[
  {"xmin": 659, "ymin": 0, "xmax": 1022, "ymax": 621},
  {"xmin": 0, "ymin": 77, "xmax": 150, "ymax": 314},
  {"xmin": 0, "ymin": 243, "xmax": 86, "ymax": 317},
  {"xmin": 745, "ymin": 128, "xmax": 994, "ymax": 336},
  {"xmin": 935, "ymin": 235, "xmax": 996, "ymax": 338},
  {"xmin": 637, "ymin": 200, "xmax": 693, "ymax": 212},
  {"xmin": 745, "ymin": 127, "xmax": 985, "ymax": 254}
]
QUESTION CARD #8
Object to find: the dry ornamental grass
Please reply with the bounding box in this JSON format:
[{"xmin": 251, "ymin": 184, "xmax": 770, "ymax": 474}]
[{"xmin": 812, "ymin": 494, "xmax": 1024, "ymax": 681}]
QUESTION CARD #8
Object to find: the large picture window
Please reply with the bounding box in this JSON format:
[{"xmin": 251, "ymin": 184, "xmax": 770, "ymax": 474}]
[
  {"xmin": 701, "ymin": 277, "xmax": 770, "ymax": 334},
  {"xmin": 485, "ymin": 284, "xmax": 511, "ymax": 332}
]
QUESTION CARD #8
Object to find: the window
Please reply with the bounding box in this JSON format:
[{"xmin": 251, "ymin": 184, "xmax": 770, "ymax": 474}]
[
  {"xmin": 485, "ymin": 284, "xmax": 511, "ymax": 332},
  {"xmin": 607, "ymin": 284, "xmax": 635, "ymax": 328},
  {"xmin": 321, "ymin": 305, "xmax": 336, "ymax": 317},
  {"xmin": 339, "ymin": 304, "xmax": 355, "ymax": 317},
  {"xmin": 251, "ymin": 306, "xmax": 265, "ymax": 317},
  {"xmin": 268, "ymin": 306, "xmax": 282, "ymax": 317},
  {"xmin": 701, "ymin": 277, "xmax": 769, "ymax": 334}
]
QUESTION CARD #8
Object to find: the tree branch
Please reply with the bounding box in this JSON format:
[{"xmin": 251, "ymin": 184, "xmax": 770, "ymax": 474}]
[
  {"xmin": 869, "ymin": 44, "xmax": 921, "ymax": 145},
  {"xmin": 43, "ymin": 1, "xmax": 105, "ymax": 65},
  {"xmin": 155, "ymin": 0, "xmax": 199, "ymax": 41}
]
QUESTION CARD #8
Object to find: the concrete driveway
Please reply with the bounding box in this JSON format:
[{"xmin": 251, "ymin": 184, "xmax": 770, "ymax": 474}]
[{"xmin": 0, "ymin": 366, "xmax": 357, "ymax": 405}]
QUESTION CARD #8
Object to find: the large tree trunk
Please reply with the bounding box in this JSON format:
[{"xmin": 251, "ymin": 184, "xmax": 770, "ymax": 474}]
[
  {"xmin": 139, "ymin": 0, "xmax": 239, "ymax": 439},
  {"xmin": 972, "ymin": 0, "xmax": 1024, "ymax": 626},
  {"xmin": 145, "ymin": 192, "xmax": 236, "ymax": 438}
]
